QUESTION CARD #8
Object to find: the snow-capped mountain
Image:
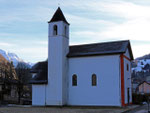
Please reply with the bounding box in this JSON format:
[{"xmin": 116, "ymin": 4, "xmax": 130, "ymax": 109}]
[
  {"xmin": 132, "ymin": 53, "xmax": 150, "ymax": 73},
  {"xmin": 0, "ymin": 49, "xmax": 33, "ymax": 68},
  {"xmin": 132, "ymin": 55, "xmax": 150, "ymax": 83},
  {"xmin": 132, "ymin": 59, "xmax": 150, "ymax": 73}
]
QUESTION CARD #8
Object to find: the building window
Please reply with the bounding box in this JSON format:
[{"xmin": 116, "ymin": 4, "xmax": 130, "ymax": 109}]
[
  {"xmin": 72, "ymin": 74, "xmax": 77, "ymax": 86},
  {"xmin": 64, "ymin": 26, "xmax": 67, "ymax": 36},
  {"xmin": 92, "ymin": 74, "xmax": 97, "ymax": 86},
  {"xmin": 53, "ymin": 25, "xmax": 58, "ymax": 35},
  {"xmin": 141, "ymin": 62, "xmax": 144, "ymax": 65},
  {"xmin": 127, "ymin": 64, "xmax": 129, "ymax": 71}
]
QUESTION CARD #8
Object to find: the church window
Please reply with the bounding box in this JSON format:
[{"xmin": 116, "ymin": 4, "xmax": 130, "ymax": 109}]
[
  {"xmin": 127, "ymin": 64, "xmax": 129, "ymax": 71},
  {"xmin": 92, "ymin": 74, "xmax": 97, "ymax": 86},
  {"xmin": 72, "ymin": 74, "xmax": 77, "ymax": 86},
  {"xmin": 53, "ymin": 25, "xmax": 58, "ymax": 35},
  {"xmin": 64, "ymin": 26, "xmax": 67, "ymax": 36}
]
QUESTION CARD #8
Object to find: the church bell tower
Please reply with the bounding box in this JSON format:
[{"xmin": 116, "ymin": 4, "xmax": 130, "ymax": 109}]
[{"xmin": 46, "ymin": 7, "xmax": 69, "ymax": 105}]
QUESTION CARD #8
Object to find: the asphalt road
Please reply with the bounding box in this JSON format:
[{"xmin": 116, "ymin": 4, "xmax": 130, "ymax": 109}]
[{"xmin": 125, "ymin": 105, "xmax": 149, "ymax": 113}]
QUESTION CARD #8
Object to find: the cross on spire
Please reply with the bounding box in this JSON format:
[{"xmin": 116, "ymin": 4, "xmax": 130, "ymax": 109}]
[{"xmin": 58, "ymin": 3, "xmax": 60, "ymax": 7}]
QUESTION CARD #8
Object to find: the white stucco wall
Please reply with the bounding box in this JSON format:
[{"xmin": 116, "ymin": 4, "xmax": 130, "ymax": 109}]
[
  {"xmin": 32, "ymin": 85, "xmax": 46, "ymax": 106},
  {"xmin": 124, "ymin": 48, "xmax": 130, "ymax": 58},
  {"xmin": 46, "ymin": 21, "xmax": 69, "ymax": 105},
  {"xmin": 68, "ymin": 55, "xmax": 121, "ymax": 106},
  {"xmin": 124, "ymin": 49, "xmax": 132, "ymax": 104}
]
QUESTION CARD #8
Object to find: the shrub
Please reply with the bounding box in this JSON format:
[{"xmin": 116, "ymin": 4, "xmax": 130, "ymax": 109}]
[{"xmin": 132, "ymin": 93, "xmax": 150, "ymax": 104}]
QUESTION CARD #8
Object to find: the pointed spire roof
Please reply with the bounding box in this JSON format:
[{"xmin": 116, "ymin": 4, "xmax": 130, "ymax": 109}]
[{"xmin": 48, "ymin": 7, "xmax": 69, "ymax": 25}]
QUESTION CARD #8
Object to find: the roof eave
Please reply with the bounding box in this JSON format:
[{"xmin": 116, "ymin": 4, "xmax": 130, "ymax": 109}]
[
  {"xmin": 67, "ymin": 52, "xmax": 124, "ymax": 58},
  {"xmin": 48, "ymin": 20, "xmax": 70, "ymax": 25},
  {"xmin": 29, "ymin": 80, "xmax": 48, "ymax": 84},
  {"xmin": 125, "ymin": 41, "xmax": 134, "ymax": 60}
]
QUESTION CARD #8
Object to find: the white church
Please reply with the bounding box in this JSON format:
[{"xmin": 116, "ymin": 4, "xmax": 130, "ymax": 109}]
[{"xmin": 30, "ymin": 7, "xmax": 134, "ymax": 107}]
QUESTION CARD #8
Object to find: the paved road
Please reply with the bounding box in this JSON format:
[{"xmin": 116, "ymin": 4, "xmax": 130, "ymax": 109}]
[
  {"xmin": 0, "ymin": 105, "xmax": 143, "ymax": 113},
  {"xmin": 0, "ymin": 106, "xmax": 128, "ymax": 113},
  {"xmin": 125, "ymin": 105, "xmax": 149, "ymax": 113}
]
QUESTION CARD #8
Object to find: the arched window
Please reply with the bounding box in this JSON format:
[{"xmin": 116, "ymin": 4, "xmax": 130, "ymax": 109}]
[
  {"xmin": 72, "ymin": 74, "xmax": 77, "ymax": 86},
  {"xmin": 92, "ymin": 74, "xmax": 97, "ymax": 86},
  {"xmin": 53, "ymin": 25, "xmax": 58, "ymax": 35},
  {"xmin": 64, "ymin": 26, "xmax": 67, "ymax": 36},
  {"xmin": 127, "ymin": 64, "xmax": 129, "ymax": 71}
]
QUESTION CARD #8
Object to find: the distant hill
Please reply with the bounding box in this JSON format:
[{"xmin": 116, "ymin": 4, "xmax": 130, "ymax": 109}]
[
  {"xmin": 132, "ymin": 53, "xmax": 150, "ymax": 84},
  {"xmin": 0, "ymin": 54, "xmax": 8, "ymax": 63},
  {"xmin": 132, "ymin": 53, "xmax": 150, "ymax": 73},
  {"xmin": 136, "ymin": 53, "xmax": 150, "ymax": 60},
  {"xmin": 0, "ymin": 54, "xmax": 18, "ymax": 80},
  {"xmin": 132, "ymin": 59, "xmax": 150, "ymax": 73}
]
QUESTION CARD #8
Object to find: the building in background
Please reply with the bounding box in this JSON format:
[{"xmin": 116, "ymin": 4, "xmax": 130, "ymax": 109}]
[{"xmin": 138, "ymin": 81, "xmax": 150, "ymax": 94}]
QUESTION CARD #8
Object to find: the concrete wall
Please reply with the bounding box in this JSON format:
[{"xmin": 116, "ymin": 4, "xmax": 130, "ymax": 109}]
[
  {"xmin": 32, "ymin": 85, "xmax": 46, "ymax": 106},
  {"xmin": 123, "ymin": 49, "xmax": 132, "ymax": 104},
  {"xmin": 68, "ymin": 55, "xmax": 121, "ymax": 106}
]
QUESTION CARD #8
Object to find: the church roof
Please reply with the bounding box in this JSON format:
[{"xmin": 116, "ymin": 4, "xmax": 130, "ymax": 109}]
[
  {"xmin": 29, "ymin": 61, "xmax": 48, "ymax": 84},
  {"xmin": 68, "ymin": 40, "xmax": 134, "ymax": 60},
  {"xmin": 48, "ymin": 7, "xmax": 69, "ymax": 25}
]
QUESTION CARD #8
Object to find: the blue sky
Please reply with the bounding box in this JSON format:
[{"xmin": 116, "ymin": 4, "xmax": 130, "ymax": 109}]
[{"xmin": 1, "ymin": 0, "xmax": 150, "ymax": 63}]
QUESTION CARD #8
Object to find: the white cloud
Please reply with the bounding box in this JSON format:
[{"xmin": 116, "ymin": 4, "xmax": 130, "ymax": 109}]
[
  {"xmin": 69, "ymin": 1, "xmax": 150, "ymax": 41},
  {"xmin": 132, "ymin": 44, "xmax": 150, "ymax": 58},
  {"xmin": 99, "ymin": 18, "xmax": 150, "ymax": 41},
  {"xmin": 1, "ymin": 0, "xmax": 150, "ymax": 61},
  {"xmin": 0, "ymin": 42, "xmax": 14, "ymax": 47},
  {"xmin": 98, "ymin": 1, "xmax": 150, "ymax": 19},
  {"xmin": 11, "ymin": 47, "xmax": 48, "ymax": 63},
  {"xmin": 35, "ymin": 41, "xmax": 48, "ymax": 45}
]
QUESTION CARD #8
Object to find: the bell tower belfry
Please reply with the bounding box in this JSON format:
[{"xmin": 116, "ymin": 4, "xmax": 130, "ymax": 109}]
[
  {"xmin": 48, "ymin": 7, "xmax": 69, "ymax": 38},
  {"xmin": 46, "ymin": 7, "xmax": 69, "ymax": 105}
]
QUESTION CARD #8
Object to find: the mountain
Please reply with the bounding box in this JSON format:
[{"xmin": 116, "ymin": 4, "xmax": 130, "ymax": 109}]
[
  {"xmin": 132, "ymin": 54, "xmax": 150, "ymax": 84},
  {"xmin": 0, "ymin": 53, "xmax": 18, "ymax": 80},
  {"xmin": 136, "ymin": 53, "xmax": 150, "ymax": 60},
  {"xmin": 132, "ymin": 59, "xmax": 150, "ymax": 73},
  {"xmin": 0, "ymin": 53, "xmax": 9, "ymax": 63},
  {"xmin": 132, "ymin": 53, "xmax": 150, "ymax": 73},
  {"xmin": 0, "ymin": 49, "xmax": 33, "ymax": 68}
]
